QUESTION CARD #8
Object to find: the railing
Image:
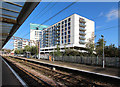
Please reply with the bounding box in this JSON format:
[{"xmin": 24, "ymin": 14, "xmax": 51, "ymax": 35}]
[
  {"xmin": 79, "ymin": 27, "xmax": 86, "ymax": 31},
  {"xmin": 79, "ymin": 23, "xmax": 86, "ymax": 27},
  {"xmin": 79, "ymin": 36, "xmax": 86, "ymax": 40},
  {"xmin": 54, "ymin": 56, "xmax": 120, "ymax": 68},
  {"xmin": 79, "ymin": 19, "xmax": 86, "ymax": 23},
  {"xmin": 79, "ymin": 41, "xmax": 85, "ymax": 44},
  {"xmin": 79, "ymin": 32, "xmax": 86, "ymax": 35},
  {"xmin": 40, "ymin": 56, "xmax": 120, "ymax": 68}
]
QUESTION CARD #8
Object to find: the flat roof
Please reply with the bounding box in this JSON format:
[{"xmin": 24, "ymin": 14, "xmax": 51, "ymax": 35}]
[{"xmin": 30, "ymin": 23, "xmax": 48, "ymax": 30}]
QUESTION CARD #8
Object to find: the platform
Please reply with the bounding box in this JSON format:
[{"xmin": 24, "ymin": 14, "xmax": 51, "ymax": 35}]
[
  {"xmin": 12, "ymin": 56, "xmax": 120, "ymax": 80},
  {"xmin": 0, "ymin": 56, "xmax": 24, "ymax": 86}
]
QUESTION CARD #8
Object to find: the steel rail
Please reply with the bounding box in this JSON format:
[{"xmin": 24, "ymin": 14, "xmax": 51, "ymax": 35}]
[{"xmin": 1, "ymin": 56, "xmax": 28, "ymax": 87}]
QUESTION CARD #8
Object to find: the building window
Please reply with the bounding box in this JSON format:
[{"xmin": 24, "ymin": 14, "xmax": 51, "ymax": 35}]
[
  {"xmin": 65, "ymin": 40, "xmax": 66, "ymax": 43},
  {"xmin": 62, "ymin": 21, "xmax": 64, "ymax": 24},
  {"xmin": 65, "ymin": 24, "xmax": 67, "ymax": 27},
  {"xmin": 68, "ymin": 39, "xmax": 70, "ymax": 42},
  {"xmin": 58, "ymin": 23, "xmax": 60, "ymax": 25},
  {"xmin": 65, "ymin": 28, "xmax": 67, "ymax": 31},
  {"xmin": 68, "ymin": 22, "xmax": 70, "ymax": 26},
  {"xmin": 62, "ymin": 25, "xmax": 64, "ymax": 28},
  {"xmin": 65, "ymin": 32, "xmax": 67, "ymax": 35},
  {"xmin": 65, "ymin": 20, "xmax": 67, "ymax": 23},
  {"xmin": 62, "ymin": 29, "xmax": 64, "ymax": 32},
  {"xmin": 68, "ymin": 27, "xmax": 70, "ymax": 30},
  {"xmin": 68, "ymin": 18, "xmax": 71, "ymax": 21},
  {"xmin": 65, "ymin": 36, "xmax": 66, "ymax": 39},
  {"xmin": 68, "ymin": 31, "xmax": 70, "ymax": 34},
  {"xmin": 68, "ymin": 35, "xmax": 70, "ymax": 38}
]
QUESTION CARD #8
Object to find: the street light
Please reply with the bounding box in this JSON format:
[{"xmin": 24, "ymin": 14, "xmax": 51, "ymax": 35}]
[
  {"xmin": 101, "ymin": 35, "xmax": 105, "ymax": 68},
  {"xmin": 38, "ymin": 40, "xmax": 41, "ymax": 59}
]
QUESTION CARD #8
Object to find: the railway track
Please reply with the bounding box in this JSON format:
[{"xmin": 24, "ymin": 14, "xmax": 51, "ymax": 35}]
[
  {"xmin": 3, "ymin": 56, "xmax": 120, "ymax": 87},
  {"xmin": 3, "ymin": 57, "xmax": 55, "ymax": 87},
  {"xmin": 15, "ymin": 59, "xmax": 98, "ymax": 86}
]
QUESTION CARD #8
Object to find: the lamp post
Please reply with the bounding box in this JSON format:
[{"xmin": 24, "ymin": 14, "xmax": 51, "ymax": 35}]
[
  {"xmin": 38, "ymin": 40, "xmax": 40, "ymax": 59},
  {"xmin": 101, "ymin": 35, "xmax": 105, "ymax": 68}
]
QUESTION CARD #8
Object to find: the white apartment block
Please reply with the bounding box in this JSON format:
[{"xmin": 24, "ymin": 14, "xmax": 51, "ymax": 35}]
[
  {"xmin": 39, "ymin": 14, "xmax": 95, "ymax": 53},
  {"xmin": 30, "ymin": 23, "xmax": 48, "ymax": 47},
  {"xmin": 14, "ymin": 40, "xmax": 29, "ymax": 50}
]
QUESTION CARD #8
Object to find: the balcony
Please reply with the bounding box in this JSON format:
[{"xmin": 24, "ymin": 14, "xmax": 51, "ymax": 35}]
[
  {"xmin": 45, "ymin": 30, "xmax": 49, "ymax": 32},
  {"xmin": 79, "ymin": 19, "xmax": 86, "ymax": 23},
  {"xmin": 55, "ymin": 25, "xmax": 60, "ymax": 28},
  {"xmin": 55, "ymin": 28, "xmax": 60, "ymax": 31},
  {"xmin": 45, "ymin": 42, "xmax": 48, "ymax": 44},
  {"xmin": 79, "ymin": 32, "xmax": 86, "ymax": 35},
  {"xmin": 79, "ymin": 41, "xmax": 85, "ymax": 44},
  {"xmin": 45, "ymin": 33, "xmax": 49, "ymax": 35},
  {"xmin": 79, "ymin": 23, "xmax": 86, "ymax": 27},
  {"xmin": 56, "ymin": 35, "xmax": 60, "ymax": 38},
  {"xmin": 56, "ymin": 31, "xmax": 60, "ymax": 34},
  {"xmin": 45, "ymin": 39, "xmax": 48, "ymax": 41},
  {"xmin": 55, "ymin": 39, "xmax": 60, "ymax": 41},
  {"xmin": 79, "ymin": 27, "xmax": 86, "ymax": 31},
  {"xmin": 46, "ymin": 35, "xmax": 49, "ymax": 38},
  {"xmin": 79, "ymin": 36, "xmax": 86, "ymax": 40}
]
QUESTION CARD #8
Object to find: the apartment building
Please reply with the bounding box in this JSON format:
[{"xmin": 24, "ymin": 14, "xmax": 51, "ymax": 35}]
[
  {"xmin": 30, "ymin": 23, "xmax": 48, "ymax": 47},
  {"xmin": 14, "ymin": 40, "xmax": 29, "ymax": 50},
  {"xmin": 39, "ymin": 14, "xmax": 95, "ymax": 53}
]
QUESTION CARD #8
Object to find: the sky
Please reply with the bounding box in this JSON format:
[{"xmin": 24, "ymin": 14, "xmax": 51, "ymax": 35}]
[{"xmin": 3, "ymin": 1, "xmax": 118, "ymax": 49}]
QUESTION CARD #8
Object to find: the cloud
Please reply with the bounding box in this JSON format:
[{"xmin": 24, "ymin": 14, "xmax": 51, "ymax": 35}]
[
  {"xmin": 106, "ymin": 9, "xmax": 118, "ymax": 21},
  {"xmin": 96, "ymin": 25, "xmax": 102, "ymax": 29},
  {"xmin": 99, "ymin": 12, "xmax": 104, "ymax": 17}
]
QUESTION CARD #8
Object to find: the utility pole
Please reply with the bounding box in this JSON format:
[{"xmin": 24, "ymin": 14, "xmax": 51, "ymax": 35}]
[{"xmin": 101, "ymin": 35, "xmax": 105, "ymax": 68}]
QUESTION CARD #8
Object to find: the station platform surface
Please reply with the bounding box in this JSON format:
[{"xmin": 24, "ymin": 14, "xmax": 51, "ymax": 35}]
[
  {"xmin": 0, "ymin": 56, "xmax": 22, "ymax": 86},
  {"xmin": 13, "ymin": 56, "xmax": 120, "ymax": 78}
]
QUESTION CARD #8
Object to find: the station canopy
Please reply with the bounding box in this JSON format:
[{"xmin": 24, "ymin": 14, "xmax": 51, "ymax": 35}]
[{"xmin": 0, "ymin": 0, "xmax": 40, "ymax": 49}]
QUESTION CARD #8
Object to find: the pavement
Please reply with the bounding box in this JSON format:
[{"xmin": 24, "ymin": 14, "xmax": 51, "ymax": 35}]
[
  {"xmin": 13, "ymin": 56, "xmax": 120, "ymax": 78},
  {"xmin": 0, "ymin": 56, "xmax": 22, "ymax": 86}
]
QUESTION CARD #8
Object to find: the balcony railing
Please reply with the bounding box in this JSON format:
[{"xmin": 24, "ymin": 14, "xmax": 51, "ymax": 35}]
[
  {"xmin": 55, "ymin": 28, "xmax": 60, "ymax": 31},
  {"xmin": 79, "ymin": 19, "xmax": 86, "ymax": 23},
  {"xmin": 56, "ymin": 31, "xmax": 60, "ymax": 34},
  {"xmin": 79, "ymin": 36, "xmax": 86, "ymax": 40},
  {"xmin": 79, "ymin": 41, "xmax": 85, "ymax": 44},
  {"xmin": 79, "ymin": 32, "xmax": 86, "ymax": 35},
  {"xmin": 46, "ymin": 35, "xmax": 49, "ymax": 38},
  {"xmin": 55, "ymin": 39, "xmax": 60, "ymax": 41},
  {"xmin": 45, "ymin": 33, "xmax": 49, "ymax": 35},
  {"xmin": 45, "ymin": 30, "xmax": 49, "ymax": 32},
  {"xmin": 79, "ymin": 23, "xmax": 86, "ymax": 27},
  {"xmin": 79, "ymin": 27, "xmax": 86, "ymax": 31}
]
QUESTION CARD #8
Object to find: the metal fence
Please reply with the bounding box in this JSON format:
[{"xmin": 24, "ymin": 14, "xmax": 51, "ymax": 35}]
[{"xmin": 40, "ymin": 55, "xmax": 120, "ymax": 68}]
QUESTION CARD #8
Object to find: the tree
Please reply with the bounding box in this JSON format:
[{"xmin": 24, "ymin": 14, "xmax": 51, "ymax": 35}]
[
  {"xmin": 30, "ymin": 46, "xmax": 38, "ymax": 55},
  {"xmin": 54, "ymin": 45, "xmax": 61, "ymax": 56},
  {"xmin": 86, "ymin": 39, "xmax": 94, "ymax": 55},
  {"xmin": 96, "ymin": 38, "xmax": 106, "ymax": 56},
  {"xmin": 24, "ymin": 45, "xmax": 31, "ymax": 52},
  {"xmin": 104, "ymin": 44, "xmax": 118, "ymax": 57},
  {"xmin": 86, "ymin": 32, "xmax": 95, "ymax": 56},
  {"xmin": 6, "ymin": 49, "xmax": 11, "ymax": 53},
  {"xmin": 15, "ymin": 49, "xmax": 20, "ymax": 54},
  {"xmin": 63, "ymin": 49, "xmax": 80, "ymax": 56}
]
